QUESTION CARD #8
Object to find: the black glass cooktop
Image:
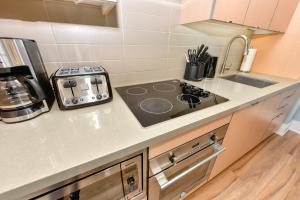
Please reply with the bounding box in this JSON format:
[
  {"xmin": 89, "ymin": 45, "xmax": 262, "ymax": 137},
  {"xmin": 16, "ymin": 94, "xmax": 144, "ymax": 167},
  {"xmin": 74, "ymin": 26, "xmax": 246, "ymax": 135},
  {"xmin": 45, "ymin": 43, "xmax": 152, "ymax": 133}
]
[{"xmin": 116, "ymin": 80, "xmax": 229, "ymax": 127}]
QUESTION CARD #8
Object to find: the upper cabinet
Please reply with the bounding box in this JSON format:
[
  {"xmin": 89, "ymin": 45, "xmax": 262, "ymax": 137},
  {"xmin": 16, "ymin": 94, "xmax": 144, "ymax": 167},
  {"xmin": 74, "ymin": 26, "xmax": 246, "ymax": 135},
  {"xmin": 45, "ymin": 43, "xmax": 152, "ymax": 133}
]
[
  {"xmin": 243, "ymin": 0, "xmax": 279, "ymax": 29},
  {"xmin": 213, "ymin": 0, "xmax": 250, "ymax": 24},
  {"xmin": 181, "ymin": 0, "xmax": 214, "ymax": 24},
  {"xmin": 269, "ymin": 0, "xmax": 300, "ymax": 32},
  {"xmin": 181, "ymin": 0, "xmax": 300, "ymax": 32}
]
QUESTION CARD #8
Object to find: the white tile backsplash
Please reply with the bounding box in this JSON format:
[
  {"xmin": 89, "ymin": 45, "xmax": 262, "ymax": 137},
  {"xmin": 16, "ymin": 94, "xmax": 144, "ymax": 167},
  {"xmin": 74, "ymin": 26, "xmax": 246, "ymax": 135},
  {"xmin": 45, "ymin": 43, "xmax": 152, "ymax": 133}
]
[
  {"xmin": 38, "ymin": 44, "xmax": 61, "ymax": 63},
  {"xmin": 51, "ymin": 24, "xmax": 101, "ymax": 44},
  {"xmin": 124, "ymin": 45, "xmax": 169, "ymax": 59},
  {"xmin": 100, "ymin": 45, "xmax": 123, "ymax": 60},
  {"xmin": 124, "ymin": 30, "xmax": 169, "ymax": 45},
  {"xmin": 98, "ymin": 28, "xmax": 123, "ymax": 45},
  {"xmin": 169, "ymin": 33, "xmax": 208, "ymax": 47},
  {"xmin": 121, "ymin": 0, "xmax": 172, "ymax": 16},
  {"xmin": 168, "ymin": 46, "xmax": 193, "ymax": 58},
  {"xmin": 123, "ymin": 12, "xmax": 170, "ymax": 32},
  {"xmin": 57, "ymin": 45, "xmax": 101, "ymax": 62},
  {"xmin": 0, "ymin": 0, "xmax": 252, "ymax": 85},
  {"xmin": 100, "ymin": 60, "xmax": 124, "ymax": 74},
  {"xmin": 123, "ymin": 58, "xmax": 168, "ymax": 72},
  {"xmin": 0, "ymin": 20, "xmax": 56, "ymax": 44}
]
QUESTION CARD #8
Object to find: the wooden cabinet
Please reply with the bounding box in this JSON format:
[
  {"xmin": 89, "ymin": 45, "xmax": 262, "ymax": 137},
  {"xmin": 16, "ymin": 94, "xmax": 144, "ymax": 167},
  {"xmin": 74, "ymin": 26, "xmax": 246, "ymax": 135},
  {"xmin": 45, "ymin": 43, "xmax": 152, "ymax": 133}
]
[
  {"xmin": 243, "ymin": 0, "xmax": 279, "ymax": 29},
  {"xmin": 209, "ymin": 102, "xmax": 264, "ymax": 178},
  {"xmin": 210, "ymin": 87, "xmax": 299, "ymax": 179},
  {"xmin": 269, "ymin": 0, "xmax": 300, "ymax": 32},
  {"xmin": 181, "ymin": 0, "xmax": 215, "ymax": 24},
  {"xmin": 262, "ymin": 87, "xmax": 299, "ymax": 139},
  {"xmin": 181, "ymin": 0, "xmax": 250, "ymax": 24},
  {"xmin": 181, "ymin": 0, "xmax": 300, "ymax": 32},
  {"xmin": 213, "ymin": 0, "xmax": 250, "ymax": 24}
]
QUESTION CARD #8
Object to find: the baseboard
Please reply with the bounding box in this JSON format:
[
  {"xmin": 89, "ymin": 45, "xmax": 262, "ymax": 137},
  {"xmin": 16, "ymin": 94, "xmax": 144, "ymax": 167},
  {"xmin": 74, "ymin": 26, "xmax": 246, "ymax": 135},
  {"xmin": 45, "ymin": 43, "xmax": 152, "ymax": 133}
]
[
  {"xmin": 276, "ymin": 120, "xmax": 300, "ymax": 136},
  {"xmin": 275, "ymin": 122, "xmax": 291, "ymax": 136},
  {"xmin": 289, "ymin": 120, "xmax": 300, "ymax": 134}
]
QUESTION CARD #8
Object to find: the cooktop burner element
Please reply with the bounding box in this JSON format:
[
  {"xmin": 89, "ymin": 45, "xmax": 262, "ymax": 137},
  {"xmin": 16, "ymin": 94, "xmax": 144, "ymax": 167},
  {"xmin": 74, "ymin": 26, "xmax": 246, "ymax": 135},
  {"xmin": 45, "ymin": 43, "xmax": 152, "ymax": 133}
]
[
  {"xmin": 126, "ymin": 87, "xmax": 147, "ymax": 95},
  {"xmin": 140, "ymin": 98, "xmax": 173, "ymax": 114},
  {"xmin": 116, "ymin": 80, "xmax": 229, "ymax": 127},
  {"xmin": 153, "ymin": 83, "xmax": 177, "ymax": 92}
]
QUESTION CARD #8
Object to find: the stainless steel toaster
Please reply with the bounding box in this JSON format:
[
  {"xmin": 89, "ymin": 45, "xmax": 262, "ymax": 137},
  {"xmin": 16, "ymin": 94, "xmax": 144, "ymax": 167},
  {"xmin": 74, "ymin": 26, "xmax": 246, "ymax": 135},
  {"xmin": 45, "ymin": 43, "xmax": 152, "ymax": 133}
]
[{"xmin": 52, "ymin": 66, "xmax": 113, "ymax": 110}]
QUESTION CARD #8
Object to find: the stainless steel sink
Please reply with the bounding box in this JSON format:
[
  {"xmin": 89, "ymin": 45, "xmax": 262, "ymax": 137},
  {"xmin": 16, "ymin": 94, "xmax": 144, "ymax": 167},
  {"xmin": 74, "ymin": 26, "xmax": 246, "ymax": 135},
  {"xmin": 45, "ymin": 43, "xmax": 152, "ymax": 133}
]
[{"xmin": 221, "ymin": 75, "xmax": 278, "ymax": 88}]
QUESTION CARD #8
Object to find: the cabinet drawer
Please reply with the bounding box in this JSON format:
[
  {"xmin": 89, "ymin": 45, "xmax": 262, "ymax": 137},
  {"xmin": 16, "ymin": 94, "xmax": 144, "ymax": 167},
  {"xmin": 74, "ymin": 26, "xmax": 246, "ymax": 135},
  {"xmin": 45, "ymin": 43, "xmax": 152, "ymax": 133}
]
[
  {"xmin": 277, "ymin": 103, "xmax": 289, "ymax": 112},
  {"xmin": 270, "ymin": 112, "xmax": 286, "ymax": 132},
  {"xmin": 277, "ymin": 87, "xmax": 299, "ymax": 114},
  {"xmin": 279, "ymin": 88, "xmax": 298, "ymax": 104},
  {"xmin": 261, "ymin": 112, "xmax": 286, "ymax": 141}
]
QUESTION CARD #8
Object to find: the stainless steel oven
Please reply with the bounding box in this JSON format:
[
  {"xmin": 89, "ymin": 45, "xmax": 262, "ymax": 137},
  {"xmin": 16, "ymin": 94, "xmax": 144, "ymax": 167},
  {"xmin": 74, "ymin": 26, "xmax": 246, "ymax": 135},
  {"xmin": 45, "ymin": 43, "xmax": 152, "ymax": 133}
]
[
  {"xmin": 148, "ymin": 125, "xmax": 228, "ymax": 200},
  {"xmin": 30, "ymin": 150, "xmax": 147, "ymax": 200}
]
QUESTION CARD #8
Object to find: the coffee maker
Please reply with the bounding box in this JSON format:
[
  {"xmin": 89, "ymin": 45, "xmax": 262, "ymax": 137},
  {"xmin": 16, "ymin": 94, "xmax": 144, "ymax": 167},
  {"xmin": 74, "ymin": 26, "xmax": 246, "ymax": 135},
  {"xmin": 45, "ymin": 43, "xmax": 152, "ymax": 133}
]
[{"xmin": 0, "ymin": 38, "xmax": 55, "ymax": 123}]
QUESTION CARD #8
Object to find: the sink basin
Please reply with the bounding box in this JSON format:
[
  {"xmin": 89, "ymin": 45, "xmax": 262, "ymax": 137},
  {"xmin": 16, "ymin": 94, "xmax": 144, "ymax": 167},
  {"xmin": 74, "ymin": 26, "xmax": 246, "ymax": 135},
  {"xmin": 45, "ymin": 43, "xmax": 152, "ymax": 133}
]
[{"xmin": 221, "ymin": 75, "xmax": 278, "ymax": 88}]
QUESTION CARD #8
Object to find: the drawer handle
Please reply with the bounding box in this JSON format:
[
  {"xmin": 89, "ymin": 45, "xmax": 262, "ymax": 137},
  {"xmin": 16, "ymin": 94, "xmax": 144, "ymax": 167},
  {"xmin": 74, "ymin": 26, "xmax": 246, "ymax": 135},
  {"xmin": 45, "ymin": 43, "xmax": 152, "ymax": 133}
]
[
  {"xmin": 274, "ymin": 113, "xmax": 283, "ymax": 119},
  {"xmin": 171, "ymin": 140, "xmax": 214, "ymax": 164},
  {"xmin": 285, "ymin": 95, "xmax": 293, "ymax": 99},
  {"xmin": 277, "ymin": 104, "xmax": 288, "ymax": 110},
  {"xmin": 158, "ymin": 143, "xmax": 225, "ymax": 190},
  {"xmin": 251, "ymin": 102, "xmax": 260, "ymax": 106}
]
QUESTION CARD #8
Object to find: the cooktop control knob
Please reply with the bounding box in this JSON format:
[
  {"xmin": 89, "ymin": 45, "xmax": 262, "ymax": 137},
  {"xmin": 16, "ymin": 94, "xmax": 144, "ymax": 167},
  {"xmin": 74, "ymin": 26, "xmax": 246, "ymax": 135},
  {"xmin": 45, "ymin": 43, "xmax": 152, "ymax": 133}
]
[
  {"xmin": 180, "ymin": 82, "xmax": 187, "ymax": 87},
  {"xmin": 182, "ymin": 86, "xmax": 193, "ymax": 95},
  {"xmin": 202, "ymin": 91, "xmax": 210, "ymax": 97},
  {"xmin": 72, "ymin": 98, "xmax": 79, "ymax": 104}
]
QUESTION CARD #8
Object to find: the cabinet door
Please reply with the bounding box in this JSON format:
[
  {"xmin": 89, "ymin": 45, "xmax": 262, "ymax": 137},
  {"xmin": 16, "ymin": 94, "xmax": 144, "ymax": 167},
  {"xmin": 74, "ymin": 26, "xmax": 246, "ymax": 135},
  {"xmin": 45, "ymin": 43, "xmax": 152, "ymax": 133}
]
[
  {"xmin": 210, "ymin": 88, "xmax": 299, "ymax": 179},
  {"xmin": 269, "ymin": 0, "xmax": 300, "ymax": 32},
  {"xmin": 180, "ymin": 0, "xmax": 214, "ymax": 24},
  {"xmin": 213, "ymin": 0, "xmax": 250, "ymax": 24},
  {"xmin": 262, "ymin": 113, "xmax": 285, "ymax": 140},
  {"xmin": 244, "ymin": 0, "xmax": 279, "ymax": 29},
  {"xmin": 209, "ymin": 103, "xmax": 261, "ymax": 178}
]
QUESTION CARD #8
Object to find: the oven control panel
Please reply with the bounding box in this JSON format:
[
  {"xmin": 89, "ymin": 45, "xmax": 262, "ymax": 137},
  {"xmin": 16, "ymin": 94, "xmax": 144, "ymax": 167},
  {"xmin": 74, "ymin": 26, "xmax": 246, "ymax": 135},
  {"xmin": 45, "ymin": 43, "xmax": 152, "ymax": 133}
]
[{"xmin": 121, "ymin": 155, "xmax": 143, "ymax": 200}]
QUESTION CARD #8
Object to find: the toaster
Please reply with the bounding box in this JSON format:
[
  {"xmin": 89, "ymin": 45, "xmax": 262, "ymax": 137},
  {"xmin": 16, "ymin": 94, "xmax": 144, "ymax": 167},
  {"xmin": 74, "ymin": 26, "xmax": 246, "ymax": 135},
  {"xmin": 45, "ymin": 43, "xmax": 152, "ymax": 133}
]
[{"xmin": 52, "ymin": 66, "xmax": 113, "ymax": 110}]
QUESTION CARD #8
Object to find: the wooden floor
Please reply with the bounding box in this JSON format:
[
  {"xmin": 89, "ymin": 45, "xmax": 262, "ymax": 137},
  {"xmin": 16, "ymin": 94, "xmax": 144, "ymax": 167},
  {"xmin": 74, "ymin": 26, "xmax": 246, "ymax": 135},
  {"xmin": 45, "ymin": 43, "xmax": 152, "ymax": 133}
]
[{"xmin": 186, "ymin": 131, "xmax": 300, "ymax": 200}]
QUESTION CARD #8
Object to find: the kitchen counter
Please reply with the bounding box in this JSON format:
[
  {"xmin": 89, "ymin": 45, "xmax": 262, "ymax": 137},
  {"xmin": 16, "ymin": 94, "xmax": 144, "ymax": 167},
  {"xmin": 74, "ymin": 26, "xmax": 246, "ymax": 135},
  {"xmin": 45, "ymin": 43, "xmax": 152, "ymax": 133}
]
[{"xmin": 0, "ymin": 72, "xmax": 299, "ymax": 200}]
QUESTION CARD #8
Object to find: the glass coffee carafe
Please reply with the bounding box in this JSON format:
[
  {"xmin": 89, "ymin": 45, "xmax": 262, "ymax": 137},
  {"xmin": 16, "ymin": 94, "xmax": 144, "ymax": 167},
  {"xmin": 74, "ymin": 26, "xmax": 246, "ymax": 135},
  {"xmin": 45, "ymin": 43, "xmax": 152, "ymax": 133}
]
[{"xmin": 0, "ymin": 75, "xmax": 45, "ymax": 111}]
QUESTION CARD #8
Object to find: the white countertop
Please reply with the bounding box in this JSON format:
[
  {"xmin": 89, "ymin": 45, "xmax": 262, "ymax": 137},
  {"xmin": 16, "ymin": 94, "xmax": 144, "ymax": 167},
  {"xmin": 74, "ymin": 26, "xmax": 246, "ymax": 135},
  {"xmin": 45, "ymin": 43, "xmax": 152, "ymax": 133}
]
[{"xmin": 0, "ymin": 72, "xmax": 299, "ymax": 200}]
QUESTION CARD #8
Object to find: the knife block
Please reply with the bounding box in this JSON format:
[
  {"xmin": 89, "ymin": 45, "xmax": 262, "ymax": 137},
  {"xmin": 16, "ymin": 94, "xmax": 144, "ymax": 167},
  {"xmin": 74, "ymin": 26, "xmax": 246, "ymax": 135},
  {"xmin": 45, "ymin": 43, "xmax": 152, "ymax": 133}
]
[{"xmin": 184, "ymin": 62, "xmax": 205, "ymax": 81}]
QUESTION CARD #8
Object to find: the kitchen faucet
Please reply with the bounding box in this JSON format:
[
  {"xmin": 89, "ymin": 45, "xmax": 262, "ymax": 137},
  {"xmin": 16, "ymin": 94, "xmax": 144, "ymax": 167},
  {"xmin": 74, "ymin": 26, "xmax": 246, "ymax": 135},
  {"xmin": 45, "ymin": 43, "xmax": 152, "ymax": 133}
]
[{"xmin": 219, "ymin": 35, "xmax": 250, "ymax": 75}]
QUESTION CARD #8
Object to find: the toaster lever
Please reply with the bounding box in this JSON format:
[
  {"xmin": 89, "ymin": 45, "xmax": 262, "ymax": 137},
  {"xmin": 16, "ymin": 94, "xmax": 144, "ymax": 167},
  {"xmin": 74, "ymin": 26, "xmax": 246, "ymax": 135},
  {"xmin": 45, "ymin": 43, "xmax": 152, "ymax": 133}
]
[
  {"xmin": 63, "ymin": 80, "xmax": 77, "ymax": 88},
  {"xmin": 91, "ymin": 78, "xmax": 102, "ymax": 85}
]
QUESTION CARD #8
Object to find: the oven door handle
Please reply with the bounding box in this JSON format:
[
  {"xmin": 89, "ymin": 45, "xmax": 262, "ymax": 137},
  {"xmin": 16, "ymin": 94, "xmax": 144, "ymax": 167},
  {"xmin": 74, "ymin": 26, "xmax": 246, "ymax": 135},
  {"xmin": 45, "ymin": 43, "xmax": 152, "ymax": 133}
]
[{"xmin": 159, "ymin": 143, "xmax": 225, "ymax": 190}]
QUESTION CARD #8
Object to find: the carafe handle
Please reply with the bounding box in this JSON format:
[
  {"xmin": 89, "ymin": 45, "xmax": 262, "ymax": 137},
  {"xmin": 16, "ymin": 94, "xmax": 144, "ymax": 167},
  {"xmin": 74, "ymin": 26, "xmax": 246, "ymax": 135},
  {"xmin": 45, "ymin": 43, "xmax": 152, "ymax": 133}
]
[{"xmin": 23, "ymin": 76, "xmax": 46, "ymax": 103}]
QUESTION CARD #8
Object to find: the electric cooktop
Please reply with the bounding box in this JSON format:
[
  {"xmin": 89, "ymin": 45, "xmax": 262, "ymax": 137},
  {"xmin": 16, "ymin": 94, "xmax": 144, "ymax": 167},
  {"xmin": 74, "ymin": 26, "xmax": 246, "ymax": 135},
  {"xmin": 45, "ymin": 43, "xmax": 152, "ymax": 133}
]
[{"xmin": 116, "ymin": 79, "xmax": 229, "ymax": 127}]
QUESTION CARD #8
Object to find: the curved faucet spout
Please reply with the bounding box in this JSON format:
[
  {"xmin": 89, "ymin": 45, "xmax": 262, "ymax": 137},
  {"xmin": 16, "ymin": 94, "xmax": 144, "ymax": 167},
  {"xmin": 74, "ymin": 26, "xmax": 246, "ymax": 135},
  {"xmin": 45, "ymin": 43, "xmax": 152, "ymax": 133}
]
[{"xmin": 220, "ymin": 35, "xmax": 250, "ymax": 75}]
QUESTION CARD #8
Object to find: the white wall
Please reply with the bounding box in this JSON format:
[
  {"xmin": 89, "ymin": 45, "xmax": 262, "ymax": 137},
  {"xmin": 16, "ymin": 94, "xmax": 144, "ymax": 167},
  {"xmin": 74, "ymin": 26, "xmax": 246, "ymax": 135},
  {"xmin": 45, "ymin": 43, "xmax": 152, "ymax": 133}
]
[{"xmin": 0, "ymin": 0, "xmax": 252, "ymax": 85}]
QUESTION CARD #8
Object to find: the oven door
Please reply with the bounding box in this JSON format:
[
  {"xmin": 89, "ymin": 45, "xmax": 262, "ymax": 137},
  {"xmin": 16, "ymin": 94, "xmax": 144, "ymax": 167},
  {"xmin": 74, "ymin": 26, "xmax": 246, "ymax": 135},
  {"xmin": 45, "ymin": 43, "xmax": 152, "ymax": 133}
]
[
  {"xmin": 35, "ymin": 164, "xmax": 125, "ymax": 200},
  {"xmin": 148, "ymin": 142, "xmax": 225, "ymax": 200}
]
